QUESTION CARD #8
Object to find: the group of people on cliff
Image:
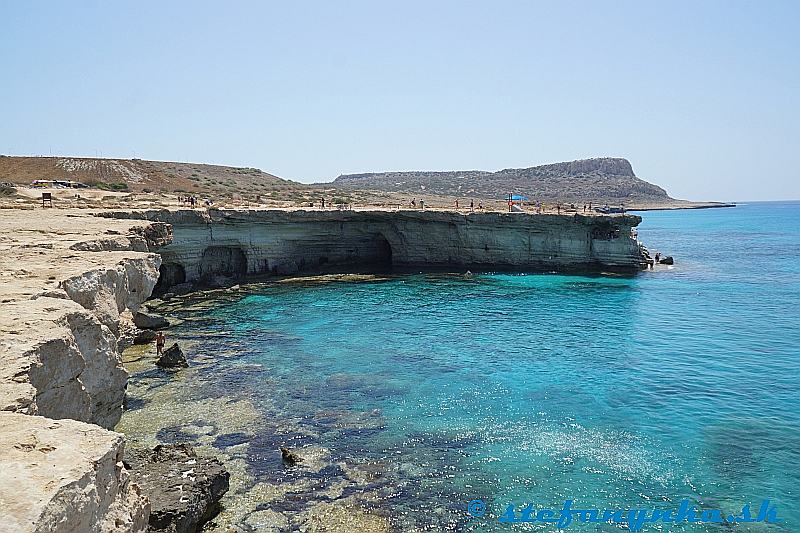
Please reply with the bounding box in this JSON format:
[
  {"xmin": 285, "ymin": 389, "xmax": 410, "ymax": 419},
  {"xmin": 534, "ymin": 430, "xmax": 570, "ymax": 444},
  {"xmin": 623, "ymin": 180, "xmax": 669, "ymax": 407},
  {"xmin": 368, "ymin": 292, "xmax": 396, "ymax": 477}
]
[{"xmin": 178, "ymin": 195, "xmax": 213, "ymax": 208}]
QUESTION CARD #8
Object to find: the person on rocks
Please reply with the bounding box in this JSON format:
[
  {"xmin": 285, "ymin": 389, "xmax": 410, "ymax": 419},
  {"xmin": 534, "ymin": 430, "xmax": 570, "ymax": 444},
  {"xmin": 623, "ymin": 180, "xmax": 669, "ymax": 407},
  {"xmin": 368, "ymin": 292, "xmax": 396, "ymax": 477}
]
[
  {"xmin": 156, "ymin": 331, "xmax": 166, "ymax": 357},
  {"xmin": 470, "ymin": 199, "xmax": 474, "ymax": 212}
]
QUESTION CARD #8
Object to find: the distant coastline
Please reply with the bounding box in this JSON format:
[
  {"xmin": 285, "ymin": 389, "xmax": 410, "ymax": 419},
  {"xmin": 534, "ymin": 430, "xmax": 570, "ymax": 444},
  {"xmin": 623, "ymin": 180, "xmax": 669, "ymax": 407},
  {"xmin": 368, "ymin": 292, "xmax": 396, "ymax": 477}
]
[{"xmin": 629, "ymin": 201, "xmax": 736, "ymax": 211}]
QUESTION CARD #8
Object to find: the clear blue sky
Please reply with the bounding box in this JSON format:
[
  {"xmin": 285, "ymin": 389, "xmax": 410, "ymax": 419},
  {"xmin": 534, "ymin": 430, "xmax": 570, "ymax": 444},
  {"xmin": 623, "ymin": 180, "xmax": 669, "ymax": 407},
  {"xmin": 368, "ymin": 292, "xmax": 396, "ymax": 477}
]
[{"xmin": 1, "ymin": 1, "xmax": 798, "ymax": 201}]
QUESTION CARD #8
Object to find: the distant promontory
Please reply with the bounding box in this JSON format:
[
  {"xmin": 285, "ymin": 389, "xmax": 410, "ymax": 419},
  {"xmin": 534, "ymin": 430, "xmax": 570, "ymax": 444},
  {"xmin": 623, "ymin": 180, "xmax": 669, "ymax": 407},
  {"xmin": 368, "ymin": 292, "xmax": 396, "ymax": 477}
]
[{"xmin": 332, "ymin": 157, "xmax": 732, "ymax": 209}]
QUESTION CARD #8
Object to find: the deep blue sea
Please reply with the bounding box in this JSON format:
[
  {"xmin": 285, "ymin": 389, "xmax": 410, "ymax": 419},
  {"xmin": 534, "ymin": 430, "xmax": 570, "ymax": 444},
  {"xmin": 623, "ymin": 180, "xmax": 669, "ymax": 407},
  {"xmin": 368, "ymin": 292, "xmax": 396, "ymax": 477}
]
[{"xmin": 132, "ymin": 201, "xmax": 800, "ymax": 531}]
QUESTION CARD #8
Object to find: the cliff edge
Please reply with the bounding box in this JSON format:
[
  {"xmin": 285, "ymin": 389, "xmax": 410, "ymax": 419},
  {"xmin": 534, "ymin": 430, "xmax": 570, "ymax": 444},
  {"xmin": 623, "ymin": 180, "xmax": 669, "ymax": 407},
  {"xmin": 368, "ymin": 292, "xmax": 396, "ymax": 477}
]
[{"xmin": 0, "ymin": 209, "xmax": 171, "ymax": 532}]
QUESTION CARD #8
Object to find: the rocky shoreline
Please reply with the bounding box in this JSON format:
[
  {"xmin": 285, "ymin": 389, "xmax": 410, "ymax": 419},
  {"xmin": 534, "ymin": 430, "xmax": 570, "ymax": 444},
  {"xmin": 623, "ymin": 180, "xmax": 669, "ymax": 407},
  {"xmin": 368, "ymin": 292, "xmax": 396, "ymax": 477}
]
[
  {"xmin": 0, "ymin": 206, "xmax": 652, "ymax": 532},
  {"xmin": 0, "ymin": 209, "xmax": 231, "ymax": 533}
]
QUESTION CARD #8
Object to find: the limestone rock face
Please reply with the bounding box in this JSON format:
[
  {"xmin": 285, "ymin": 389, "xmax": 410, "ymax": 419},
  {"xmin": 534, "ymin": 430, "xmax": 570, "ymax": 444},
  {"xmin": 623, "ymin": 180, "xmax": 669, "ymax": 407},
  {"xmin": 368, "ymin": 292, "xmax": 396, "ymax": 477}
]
[
  {"xmin": 0, "ymin": 210, "xmax": 167, "ymax": 429},
  {"xmin": 103, "ymin": 209, "xmax": 648, "ymax": 289},
  {"xmin": 0, "ymin": 210, "xmax": 176, "ymax": 533},
  {"xmin": 1, "ymin": 255, "xmax": 161, "ymax": 429},
  {"xmin": 0, "ymin": 412, "xmax": 149, "ymax": 533},
  {"xmin": 124, "ymin": 444, "xmax": 229, "ymax": 533},
  {"xmin": 69, "ymin": 223, "xmax": 172, "ymax": 253},
  {"xmin": 60, "ymin": 255, "xmax": 161, "ymax": 335}
]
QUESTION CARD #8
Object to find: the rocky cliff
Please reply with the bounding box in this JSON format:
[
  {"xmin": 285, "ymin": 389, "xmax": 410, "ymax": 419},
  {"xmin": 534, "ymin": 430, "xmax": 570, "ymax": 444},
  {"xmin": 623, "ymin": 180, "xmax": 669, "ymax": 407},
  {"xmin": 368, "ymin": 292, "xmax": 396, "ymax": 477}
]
[
  {"xmin": 332, "ymin": 157, "xmax": 672, "ymax": 203},
  {"xmin": 101, "ymin": 208, "xmax": 648, "ymax": 292},
  {"xmin": 0, "ymin": 209, "xmax": 171, "ymax": 533}
]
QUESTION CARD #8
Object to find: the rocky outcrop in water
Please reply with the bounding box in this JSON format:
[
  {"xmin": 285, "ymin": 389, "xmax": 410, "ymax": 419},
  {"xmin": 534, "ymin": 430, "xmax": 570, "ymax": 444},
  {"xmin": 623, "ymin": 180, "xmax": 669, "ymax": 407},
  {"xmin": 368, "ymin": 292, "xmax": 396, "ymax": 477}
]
[
  {"xmin": 124, "ymin": 444, "xmax": 229, "ymax": 533},
  {"xmin": 133, "ymin": 310, "xmax": 169, "ymax": 330},
  {"xmin": 156, "ymin": 343, "xmax": 188, "ymax": 369},
  {"xmin": 133, "ymin": 329, "xmax": 157, "ymax": 345}
]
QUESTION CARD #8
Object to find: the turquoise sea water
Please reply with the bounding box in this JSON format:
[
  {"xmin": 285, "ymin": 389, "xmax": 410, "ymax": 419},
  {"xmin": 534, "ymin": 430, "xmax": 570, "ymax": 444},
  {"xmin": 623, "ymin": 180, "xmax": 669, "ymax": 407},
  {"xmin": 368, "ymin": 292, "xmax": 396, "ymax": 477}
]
[{"xmin": 137, "ymin": 202, "xmax": 800, "ymax": 531}]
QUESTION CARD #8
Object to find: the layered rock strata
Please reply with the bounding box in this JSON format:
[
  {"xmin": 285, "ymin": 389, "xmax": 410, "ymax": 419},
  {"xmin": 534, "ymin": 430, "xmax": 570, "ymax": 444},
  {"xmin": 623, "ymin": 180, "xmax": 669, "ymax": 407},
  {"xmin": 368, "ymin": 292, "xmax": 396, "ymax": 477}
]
[{"xmin": 101, "ymin": 208, "xmax": 648, "ymax": 291}]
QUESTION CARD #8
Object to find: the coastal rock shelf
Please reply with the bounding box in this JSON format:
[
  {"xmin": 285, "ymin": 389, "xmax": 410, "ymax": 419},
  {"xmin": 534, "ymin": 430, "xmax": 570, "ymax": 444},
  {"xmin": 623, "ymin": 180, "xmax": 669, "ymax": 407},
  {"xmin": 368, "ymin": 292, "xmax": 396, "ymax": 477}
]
[
  {"xmin": 0, "ymin": 413, "xmax": 149, "ymax": 533},
  {"xmin": 102, "ymin": 208, "xmax": 649, "ymax": 290},
  {"xmin": 0, "ymin": 209, "xmax": 170, "ymax": 532}
]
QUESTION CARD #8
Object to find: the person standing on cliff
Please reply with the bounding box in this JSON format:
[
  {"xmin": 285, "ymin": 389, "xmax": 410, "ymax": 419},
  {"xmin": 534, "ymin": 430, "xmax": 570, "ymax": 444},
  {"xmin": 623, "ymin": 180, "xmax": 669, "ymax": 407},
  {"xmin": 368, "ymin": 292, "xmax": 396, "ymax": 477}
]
[
  {"xmin": 321, "ymin": 197, "xmax": 326, "ymax": 209},
  {"xmin": 470, "ymin": 199, "xmax": 474, "ymax": 212},
  {"xmin": 156, "ymin": 331, "xmax": 166, "ymax": 357}
]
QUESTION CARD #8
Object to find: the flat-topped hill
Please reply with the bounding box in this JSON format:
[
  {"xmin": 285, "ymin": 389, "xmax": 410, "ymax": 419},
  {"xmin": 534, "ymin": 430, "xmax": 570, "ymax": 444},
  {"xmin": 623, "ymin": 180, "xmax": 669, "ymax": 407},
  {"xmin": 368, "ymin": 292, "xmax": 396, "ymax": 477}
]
[{"xmin": 333, "ymin": 157, "xmax": 672, "ymax": 204}]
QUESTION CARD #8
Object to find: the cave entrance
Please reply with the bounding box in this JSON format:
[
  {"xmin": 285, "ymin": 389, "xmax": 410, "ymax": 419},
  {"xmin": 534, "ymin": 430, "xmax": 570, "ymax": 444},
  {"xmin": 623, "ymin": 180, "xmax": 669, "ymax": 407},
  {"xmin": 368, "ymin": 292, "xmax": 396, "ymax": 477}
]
[
  {"xmin": 307, "ymin": 233, "xmax": 393, "ymax": 274},
  {"xmin": 153, "ymin": 262, "xmax": 186, "ymax": 294},
  {"xmin": 199, "ymin": 246, "xmax": 248, "ymax": 281},
  {"xmin": 370, "ymin": 234, "xmax": 393, "ymax": 268},
  {"xmin": 339, "ymin": 233, "xmax": 393, "ymax": 271}
]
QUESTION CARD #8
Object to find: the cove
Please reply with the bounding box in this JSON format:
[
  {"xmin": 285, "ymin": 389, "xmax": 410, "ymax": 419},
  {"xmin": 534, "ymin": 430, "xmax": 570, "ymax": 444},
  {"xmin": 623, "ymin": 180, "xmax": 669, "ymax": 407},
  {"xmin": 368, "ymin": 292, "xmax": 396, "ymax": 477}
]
[{"xmin": 117, "ymin": 202, "xmax": 800, "ymax": 532}]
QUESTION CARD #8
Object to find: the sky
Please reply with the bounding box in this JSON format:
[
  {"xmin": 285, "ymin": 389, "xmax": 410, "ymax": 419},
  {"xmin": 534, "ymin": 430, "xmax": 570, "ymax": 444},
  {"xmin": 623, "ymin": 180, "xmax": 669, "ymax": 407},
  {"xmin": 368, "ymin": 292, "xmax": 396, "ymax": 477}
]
[{"xmin": 1, "ymin": 1, "xmax": 798, "ymax": 201}]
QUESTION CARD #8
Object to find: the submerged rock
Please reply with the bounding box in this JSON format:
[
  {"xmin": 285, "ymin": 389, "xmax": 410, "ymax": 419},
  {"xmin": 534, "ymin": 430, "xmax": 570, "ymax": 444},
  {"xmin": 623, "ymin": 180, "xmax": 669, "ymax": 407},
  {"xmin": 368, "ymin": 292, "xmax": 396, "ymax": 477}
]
[
  {"xmin": 133, "ymin": 310, "xmax": 170, "ymax": 330},
  {"xmin": 156, "ymin": 343, "xmax": 188, "ymax": 369},
  {"xmin": 244, "ymin": 509, "xmax": 290, "ymax": 531},
  {"xmin": 281, "ymin": 446, "xmax": 303, "ymax": 466},
  {"xmin": 124, "ymin": 443, "xmax": 230, "ymax": 533},
  {"xmin": 659, "ymin": 256, "xmax": 674, "ymax": 265}
]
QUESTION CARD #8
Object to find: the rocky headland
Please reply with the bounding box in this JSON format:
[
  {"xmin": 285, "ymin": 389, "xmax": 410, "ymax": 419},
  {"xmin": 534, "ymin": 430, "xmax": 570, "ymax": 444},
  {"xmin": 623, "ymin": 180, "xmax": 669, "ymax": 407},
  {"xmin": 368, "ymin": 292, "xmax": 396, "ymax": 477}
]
[
  {"xmin": 331, "ymin": 157, "xmax": 734, "ymax": 209},
  {"xmin": 100, "ymin": 207, "xmax": 649, "ymax": 295}
]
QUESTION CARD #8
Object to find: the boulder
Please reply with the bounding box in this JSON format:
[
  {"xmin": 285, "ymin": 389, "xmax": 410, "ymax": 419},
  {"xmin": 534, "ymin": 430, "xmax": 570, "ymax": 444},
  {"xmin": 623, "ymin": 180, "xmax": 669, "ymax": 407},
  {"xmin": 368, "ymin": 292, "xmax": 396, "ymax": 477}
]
[
  {"xmin": 133, "ymin": 310, "xmax": 169, "ymax": 330},
  {"xmin": 156, "ymin": 343, "xmax": 188, "ymax": 369},
  {"xmin": 133, "ymin": 329, "xmax": 157, "ymax": 345},
  {"xmin": 659, "ymin": 256, "xmax": 674, "ymax": 265},
  {"xmin": 124, "ymin": 443, "xmax": 229, "ymax": 533}
]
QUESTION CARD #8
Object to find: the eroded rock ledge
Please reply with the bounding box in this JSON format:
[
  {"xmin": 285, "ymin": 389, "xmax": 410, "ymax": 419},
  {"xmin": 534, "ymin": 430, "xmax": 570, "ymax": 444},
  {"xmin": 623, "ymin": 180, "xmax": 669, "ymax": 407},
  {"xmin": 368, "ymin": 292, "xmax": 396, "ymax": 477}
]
[
  {"xmin": 0, "ymin": 209, "xmax": 172, "ymax": 532},
  {"xmin": 100, "ymin": 208, "xmax": 649, "ymax": 293}
]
